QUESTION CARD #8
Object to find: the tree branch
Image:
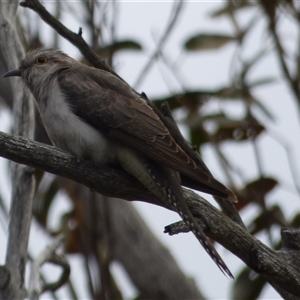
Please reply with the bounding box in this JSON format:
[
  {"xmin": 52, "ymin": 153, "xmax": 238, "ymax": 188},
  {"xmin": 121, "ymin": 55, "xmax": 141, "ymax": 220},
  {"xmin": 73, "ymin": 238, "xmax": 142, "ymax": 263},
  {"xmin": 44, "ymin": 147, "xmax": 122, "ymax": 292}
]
[
  {"xmin": 28, "ymin": 235, "xmax": 70, "ymax": 299},
  {"xmin": 3, "ymin": 1, "xmax": 299, "ymax": 297},
  {"xmin": 0, "ymin": 131, "xmax": 300, "ymax": 297},
  {"xmin": 19, "ymin": 0, "xmax": 122, "ymax": 80},
  {"xmin": 0, "ymin": 2, "xmax": 36, "ymax": 299}
]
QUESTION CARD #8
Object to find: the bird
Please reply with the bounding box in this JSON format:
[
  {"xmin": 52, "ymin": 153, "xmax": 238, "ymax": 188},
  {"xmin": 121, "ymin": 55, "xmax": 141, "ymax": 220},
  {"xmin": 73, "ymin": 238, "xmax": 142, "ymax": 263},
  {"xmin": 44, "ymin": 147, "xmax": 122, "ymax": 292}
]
[{"xmin": 3, "ymin": 48, "xmax": 237, "ymax": 278}]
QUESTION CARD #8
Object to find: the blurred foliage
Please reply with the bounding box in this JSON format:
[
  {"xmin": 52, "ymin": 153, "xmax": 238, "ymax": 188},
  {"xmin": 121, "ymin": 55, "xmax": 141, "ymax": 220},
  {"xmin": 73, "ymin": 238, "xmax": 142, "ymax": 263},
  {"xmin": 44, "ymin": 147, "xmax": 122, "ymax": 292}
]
[
  {"xmin": 231, "ymin": 268, "xmax": 267, "ymax": 300},
  {"xmin": 184, "ymin": 33, "xmax": 236, "ymax": 51},
  {"xmin": 1, "ymin": 0, "xmax": 300, "ymax": 299}
]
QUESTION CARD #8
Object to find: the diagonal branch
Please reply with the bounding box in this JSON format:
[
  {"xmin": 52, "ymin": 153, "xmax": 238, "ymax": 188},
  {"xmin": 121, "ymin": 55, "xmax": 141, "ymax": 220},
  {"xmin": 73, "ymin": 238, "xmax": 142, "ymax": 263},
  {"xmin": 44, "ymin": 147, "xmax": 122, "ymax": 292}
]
[
  {"xmin": 134, "ymin": 0, "xmax": 184, "ymax": 89},
  {"xmin": 0, "ymin": 131, "xmax": 300, "ymax": 297},
  {"xmin": 19, "ymin": 0, "xmax": 121, "ymax": 80}
]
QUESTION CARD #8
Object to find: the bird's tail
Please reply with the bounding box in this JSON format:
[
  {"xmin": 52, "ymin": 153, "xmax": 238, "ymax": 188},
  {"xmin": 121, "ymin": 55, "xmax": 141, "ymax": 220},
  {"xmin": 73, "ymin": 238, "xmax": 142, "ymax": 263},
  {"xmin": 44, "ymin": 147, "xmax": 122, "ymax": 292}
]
[
  {"xmin": 162, "ymin": 166, "xmax": 234, "ymax": 279},
  {"xmin": 141, "ymin": 159, "xmax": 234, "ymax": 278}
]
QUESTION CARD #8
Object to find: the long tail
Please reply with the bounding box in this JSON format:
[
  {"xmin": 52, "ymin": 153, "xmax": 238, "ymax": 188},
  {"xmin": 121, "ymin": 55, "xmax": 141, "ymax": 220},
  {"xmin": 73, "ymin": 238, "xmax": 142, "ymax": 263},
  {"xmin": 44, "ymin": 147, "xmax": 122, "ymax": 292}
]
[
  {"xmin": 117, "ymin": 148, "xmax": 233, "ymax": 278},
  {"xmin": 162, "ymin": 167, "xmax": 234, "ymax": 278},
  {"xmin": 143, "ymin": 160, "xmax": 233, "ymax": 278}
]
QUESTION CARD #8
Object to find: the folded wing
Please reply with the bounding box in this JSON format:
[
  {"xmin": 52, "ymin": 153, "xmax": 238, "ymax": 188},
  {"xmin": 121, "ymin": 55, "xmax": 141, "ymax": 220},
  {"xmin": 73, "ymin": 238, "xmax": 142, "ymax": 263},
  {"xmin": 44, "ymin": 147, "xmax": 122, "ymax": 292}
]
[{"xmin": 58, "ymin": 65, "xmax": 236, "ymax": 202}]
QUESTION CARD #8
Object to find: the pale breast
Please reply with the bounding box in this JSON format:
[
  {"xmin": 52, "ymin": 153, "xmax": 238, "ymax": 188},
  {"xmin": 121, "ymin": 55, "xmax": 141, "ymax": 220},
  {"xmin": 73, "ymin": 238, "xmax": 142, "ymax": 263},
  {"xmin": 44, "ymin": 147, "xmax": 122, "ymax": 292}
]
[{"xmin": 37, "ymin": 80, "xmax": 118, "ymax": 164}]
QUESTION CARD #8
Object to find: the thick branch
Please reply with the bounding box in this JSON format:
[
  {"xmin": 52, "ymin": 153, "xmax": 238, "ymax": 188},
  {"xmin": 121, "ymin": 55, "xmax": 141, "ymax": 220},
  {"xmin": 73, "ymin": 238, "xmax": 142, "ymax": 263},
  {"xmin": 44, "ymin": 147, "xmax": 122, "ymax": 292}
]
[
  {"xmin": 0, "ymin": 131, "xmax": 300, "ymax": 297},
  {"xmin": 0, "ymin": 130, "xmax": 161, "ymax": 206},
  {"xmin": 167, "ymin": 192, "xmax": 300, "ymax": 299},
  {"xmin": 0, "ymin": 2, "xmax": 35, "ymax": 299}
]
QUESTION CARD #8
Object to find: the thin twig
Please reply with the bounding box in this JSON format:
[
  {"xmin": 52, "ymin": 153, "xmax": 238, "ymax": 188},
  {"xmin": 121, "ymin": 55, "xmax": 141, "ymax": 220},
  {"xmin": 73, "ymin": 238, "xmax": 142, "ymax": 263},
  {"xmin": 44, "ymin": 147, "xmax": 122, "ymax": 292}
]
[
  {"xmin": 19, "ymin": 0, "xmax": 121, "ymax": 80},
  {"xmin": 262, "ymin": 3, "xmax": 300, "ymax": 111},
  {"xmin": 267, "ymin": 129, "xmax": 300, "ymax": 198},
  {"xmin": 28, "ymin": 235, "xmax": 70, "ymax": 299},
  {"xmin": 133, "ymin": 1, "xmax": 184, "ymax": 89}
]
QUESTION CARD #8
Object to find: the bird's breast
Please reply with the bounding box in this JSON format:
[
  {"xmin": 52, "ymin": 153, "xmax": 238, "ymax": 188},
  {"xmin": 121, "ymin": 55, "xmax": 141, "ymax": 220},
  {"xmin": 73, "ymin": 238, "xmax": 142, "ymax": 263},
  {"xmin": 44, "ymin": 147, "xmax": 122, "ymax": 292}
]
[{"xmin": 38, "ymin": 81, "xmax": 118, "ymax": 164}]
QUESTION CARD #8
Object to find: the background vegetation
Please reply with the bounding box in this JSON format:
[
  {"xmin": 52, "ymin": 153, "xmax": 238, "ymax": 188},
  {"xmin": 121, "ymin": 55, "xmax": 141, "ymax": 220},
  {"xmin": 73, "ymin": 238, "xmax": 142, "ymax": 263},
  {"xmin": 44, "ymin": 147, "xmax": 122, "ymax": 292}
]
[{"xmin": 0, "ymin": 0, "xmax": 300, "ymax": 299}]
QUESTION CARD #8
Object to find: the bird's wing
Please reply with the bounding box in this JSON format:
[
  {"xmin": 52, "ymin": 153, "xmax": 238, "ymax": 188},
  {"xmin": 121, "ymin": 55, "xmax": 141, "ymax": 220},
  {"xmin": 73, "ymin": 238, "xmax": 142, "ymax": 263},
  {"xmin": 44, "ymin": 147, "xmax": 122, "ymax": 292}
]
[{"xmin": 58, "ymin": 65, "xmax": 236, "ymax": 201}]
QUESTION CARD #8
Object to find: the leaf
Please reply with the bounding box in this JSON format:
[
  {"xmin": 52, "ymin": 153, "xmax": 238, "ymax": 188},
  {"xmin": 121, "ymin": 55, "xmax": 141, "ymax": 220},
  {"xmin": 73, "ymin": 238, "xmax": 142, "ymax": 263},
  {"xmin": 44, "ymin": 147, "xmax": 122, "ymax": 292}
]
[
  {"xmin": 98, "ymin": 39, "xmax": 143, "ymax": 57},
  {"xmin": 153, "ymin": 90, "xmax": 214, "ymax": 111},
  {"xmin": 231, "ymin": 267, "xmax": 267, "ymax": 300},
  {"xmin": 189, "ymin": 127, "xmax": 209, "ymax": 149},
  {"xmin": 212, "ymin": 118, "xmax": 265, "ymax": 143},
  {"xmin": 214, "ymin": 86, "xmax": 243, "ymax": 100},
  {"xmin": 210, "ymin": 85, "xmax": 275, "ymax": 122},
  {"xmin": 211, "ymin": 1, "xmax": 254, "ymax": 18},
  {"xmin": 236, "ymin": 177, "xmax": 278, "ymax": 210},
  {"xmin": 249, "ymin": 205, "xmax": 287, "ymax": 235},
  {"xmin": 243, "ymin": 177, "xmax": 278, "ymax": 200},
  {"xmin": 184, "ymin": 33, "xmax": 235, "ymax": 51},
  {"xmin": 291, "ymin": 213, "xmax": 300, "ymax": 227},
  {"xmin": 249, "ymin": 77, "xmax": 277, "ymax": 88}
]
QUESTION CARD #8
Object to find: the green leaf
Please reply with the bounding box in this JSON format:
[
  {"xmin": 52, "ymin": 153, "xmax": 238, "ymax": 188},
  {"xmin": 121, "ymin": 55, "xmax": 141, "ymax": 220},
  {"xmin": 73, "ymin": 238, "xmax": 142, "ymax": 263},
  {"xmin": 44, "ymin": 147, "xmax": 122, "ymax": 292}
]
[
  {"xmin": 98, "ymin": 39, "xmax": 142, "ymax": 56},
  {"xmin": 189, "ymin": 127, "xmax": 209, "ymax": 149},
  {"xmin": 184, "ymin": 33, "xmax": 235, "ymax": 51}
]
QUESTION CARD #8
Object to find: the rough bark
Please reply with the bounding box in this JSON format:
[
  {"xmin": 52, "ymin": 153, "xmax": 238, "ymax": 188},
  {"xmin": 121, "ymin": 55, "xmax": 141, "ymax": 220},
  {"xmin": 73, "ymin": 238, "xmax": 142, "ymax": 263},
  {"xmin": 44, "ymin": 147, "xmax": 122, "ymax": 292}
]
[
  {"xmin": 0, "ymin": 132, "xmax": 299, "ymax": 298},
  {"xmin": 0, "ymin": 1, "xmax": 36, "ymax": 299}
]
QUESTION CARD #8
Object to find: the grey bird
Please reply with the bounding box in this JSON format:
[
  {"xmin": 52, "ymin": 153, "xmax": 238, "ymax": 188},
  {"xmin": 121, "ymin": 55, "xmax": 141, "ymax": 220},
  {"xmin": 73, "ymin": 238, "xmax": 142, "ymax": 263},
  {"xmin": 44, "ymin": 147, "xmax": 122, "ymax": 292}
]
[{"xmin": 3, "ymin": 48, "xmax": 237, "ymax": 278}]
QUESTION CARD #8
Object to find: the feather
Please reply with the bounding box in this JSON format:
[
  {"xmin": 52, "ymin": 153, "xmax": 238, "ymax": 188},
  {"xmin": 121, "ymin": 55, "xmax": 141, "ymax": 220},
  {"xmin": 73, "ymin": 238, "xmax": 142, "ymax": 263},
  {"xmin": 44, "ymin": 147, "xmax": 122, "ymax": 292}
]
[{"xmin": 58, "ymin": 65, "xmax": 237, "ymax": 202}]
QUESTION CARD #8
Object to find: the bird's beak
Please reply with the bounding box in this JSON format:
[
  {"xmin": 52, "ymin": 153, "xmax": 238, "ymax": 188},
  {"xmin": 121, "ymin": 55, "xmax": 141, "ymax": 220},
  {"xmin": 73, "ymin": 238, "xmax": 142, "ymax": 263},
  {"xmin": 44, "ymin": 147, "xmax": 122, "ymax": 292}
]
[{"xmin": 2, "ymin": 68, "xmax": 22, "ymax": 78}]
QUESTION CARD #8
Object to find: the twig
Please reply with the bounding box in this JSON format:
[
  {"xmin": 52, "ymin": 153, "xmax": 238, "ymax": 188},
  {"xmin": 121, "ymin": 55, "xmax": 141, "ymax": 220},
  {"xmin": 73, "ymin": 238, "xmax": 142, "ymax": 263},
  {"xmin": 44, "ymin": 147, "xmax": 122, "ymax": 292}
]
[
  {"xmin": 19, "ymin": 0, "xmax": 121, "ymax": 80},
  {"xmin": 28, "ymin": 235, "xmax": 70, "ymax": 299},
  {"xmin": 261, "ymin": 1, "xmax": 300, "ymax": 111},
  {"xmin": 211, "ymin": 144, "xmax": 246, "ymax": 229},
  {"xmin": 134, "ymin": 1, "xmax": 184, "ymax": 89}
]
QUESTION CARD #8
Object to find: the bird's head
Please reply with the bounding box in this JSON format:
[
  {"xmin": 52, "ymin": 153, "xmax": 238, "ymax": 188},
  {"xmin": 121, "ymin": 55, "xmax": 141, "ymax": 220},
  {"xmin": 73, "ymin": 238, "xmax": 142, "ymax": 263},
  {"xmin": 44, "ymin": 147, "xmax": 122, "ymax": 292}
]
[{"xmin": 3, "ymin": 48, "xmax": 75, "ymax": 92}]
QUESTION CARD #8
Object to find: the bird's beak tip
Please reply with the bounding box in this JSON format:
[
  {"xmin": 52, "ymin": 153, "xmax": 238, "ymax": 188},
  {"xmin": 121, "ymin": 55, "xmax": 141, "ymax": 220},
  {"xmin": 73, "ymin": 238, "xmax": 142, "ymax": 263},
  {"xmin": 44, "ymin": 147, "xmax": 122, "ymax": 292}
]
[{"xmin": 2, "ymin": 68, "xmax": 22, "ymax": 78}]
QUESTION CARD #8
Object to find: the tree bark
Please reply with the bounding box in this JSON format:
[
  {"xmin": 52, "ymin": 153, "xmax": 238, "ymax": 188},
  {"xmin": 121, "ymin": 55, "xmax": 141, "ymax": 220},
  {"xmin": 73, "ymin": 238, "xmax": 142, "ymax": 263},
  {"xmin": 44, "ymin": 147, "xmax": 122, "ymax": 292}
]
[
  {"xmin": 0, "ymin": 131, "xmax": 299, "ymax": 298},
  {"xmin": 0, "ymin": 2, "xmax": 36, "ymax": 299}
]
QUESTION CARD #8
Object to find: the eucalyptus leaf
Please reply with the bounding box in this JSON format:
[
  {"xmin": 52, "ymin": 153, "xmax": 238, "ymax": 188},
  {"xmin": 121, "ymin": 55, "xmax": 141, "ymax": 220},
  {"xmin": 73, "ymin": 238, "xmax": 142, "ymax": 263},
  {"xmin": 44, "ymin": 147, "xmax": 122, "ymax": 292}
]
[
  {"xmin": 185, "ymin": 33, "xmax": 235, "ymax": 51},
  {"xmin": 98, "ymin": 39, "xmax": 142, "ymax": 57}
]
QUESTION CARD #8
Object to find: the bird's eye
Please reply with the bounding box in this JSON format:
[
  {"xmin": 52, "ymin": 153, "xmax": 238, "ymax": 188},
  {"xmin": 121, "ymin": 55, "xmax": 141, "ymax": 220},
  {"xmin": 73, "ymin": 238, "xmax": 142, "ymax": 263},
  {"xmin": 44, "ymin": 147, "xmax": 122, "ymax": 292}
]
[{"xmin": 35, "ymin": 56, "xmax": 48, "ymax": 65}]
